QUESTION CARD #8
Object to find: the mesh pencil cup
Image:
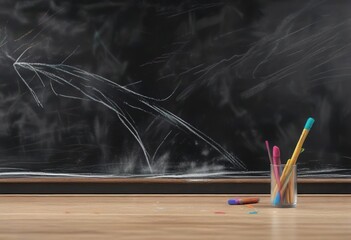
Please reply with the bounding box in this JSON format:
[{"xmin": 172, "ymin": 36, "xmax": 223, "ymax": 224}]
[{"xmin": 270, "ymin": 164, "xmax": 297, "ymax": 208}]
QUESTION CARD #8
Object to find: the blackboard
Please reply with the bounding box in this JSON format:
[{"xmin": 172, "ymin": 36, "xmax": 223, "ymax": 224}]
[{"xmin": 1, "ymin": 0, "xmax": 351, "ymax": 179}]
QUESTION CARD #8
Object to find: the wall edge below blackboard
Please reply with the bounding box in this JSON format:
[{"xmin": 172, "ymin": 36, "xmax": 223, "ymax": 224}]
[{"xmin": 0, "ymin": 178, "xmax": 349, "ymax": 194}]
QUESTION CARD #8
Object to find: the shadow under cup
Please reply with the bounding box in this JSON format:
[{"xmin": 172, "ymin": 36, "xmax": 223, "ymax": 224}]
[{"xmin": 270, "ymin": 164, "xmax": 297, "ymax": 208}]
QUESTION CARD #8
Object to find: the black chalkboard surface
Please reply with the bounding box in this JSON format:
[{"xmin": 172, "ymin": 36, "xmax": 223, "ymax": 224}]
[{"xmin": 1, "ymin": 0, "xmax": 350, "ymax": 179}]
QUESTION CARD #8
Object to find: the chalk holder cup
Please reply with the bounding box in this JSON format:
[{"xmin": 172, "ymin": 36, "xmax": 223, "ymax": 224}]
[{"xmin": 270, "ymin": 164, "xmax": 297, "ymax": 208}]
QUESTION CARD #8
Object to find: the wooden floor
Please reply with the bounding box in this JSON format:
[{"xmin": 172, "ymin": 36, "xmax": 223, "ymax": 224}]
[{"xmin": 0, "ymin": 194, "xmax": 350, "ymax": 239}]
